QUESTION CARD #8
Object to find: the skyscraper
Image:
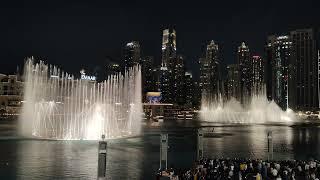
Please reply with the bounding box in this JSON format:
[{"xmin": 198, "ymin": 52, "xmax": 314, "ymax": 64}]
[
  {"xmin": 206, "ymin": 40, "xmax": 220, "ymax": 98},
  {"xmin": 237, "ymin": 42, "xmax": 251, "ymax": 105},
  {"xmin": 160, "ymin": 28, "xmax": 179, "ymax": 104},
  {"xmin": 161, "ymin": 28, "xmax": 176, "ymax": 68},
  {"xmin": 141, "ymin": 56, "xmax": 154, "ymax": 100},
  {"xmin": 226, "ymin": 64, "xmax": 240, "ymax": 100},
  {"xmin": 193, "ymin": 81, "xmax": 201, "ymax": 108},
  {"xmin": 151, "ymin": 67, "xmax": 161, "ymax": 92},
  {"xmin": 199, "ymin": 40, "xmax": 220, "ymax": 102},
  {"xmin": 184, "ymin": 72, "xmax": 194, "ymax": 108},
  {"xmin": 289, "ymin": 29, "xmax": 319, "ymax": 111},
  {"xmin": 159, "ymin": 66, "xmax": 172, "ymax": 103},
  {"xmin": 252, "ymin": 55, "xmax": 264, "ymax": 95},
  {"xmin": 123, "ymin": 41, "xmax": 140, "ymax": 70},
  {"xmin": 199, "ymin": 57, "xmax": 207, "ymax": 91},
  {"xmin": 174, "ymin": 55, "xmax": 186, "ymax": 105},
  {"xmin": 266, "ymin": 35, "xmax": 292, "ymax": 109}
]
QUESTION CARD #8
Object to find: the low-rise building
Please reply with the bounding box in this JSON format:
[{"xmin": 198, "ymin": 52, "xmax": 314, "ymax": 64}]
[{"xmin": 0, "ymin": 74, "xmax": 23, "ymax": 115}]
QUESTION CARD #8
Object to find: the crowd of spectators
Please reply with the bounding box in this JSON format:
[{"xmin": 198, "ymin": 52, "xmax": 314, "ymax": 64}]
[{"xmin": 157, "ymin": 158, "xmax": 320, "ymax": 180}]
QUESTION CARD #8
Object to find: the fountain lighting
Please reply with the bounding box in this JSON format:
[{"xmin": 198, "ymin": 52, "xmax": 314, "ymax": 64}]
[
  {"xmin": 19, "ymin": 57, "xmax": 143, "ymax": 140},
  {"xmin": 200, "ymin": 90, "xmax": 296, "ymax": 124}
]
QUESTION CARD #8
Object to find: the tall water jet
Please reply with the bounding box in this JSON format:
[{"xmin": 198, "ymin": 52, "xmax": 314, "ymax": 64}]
[
  {"xmin": 200, "ymin": 89, "xmax": 296, "ymax": 124},
  {"xmin": 19, "ymin": 57, "xmax": 142, "ymax": 140}
]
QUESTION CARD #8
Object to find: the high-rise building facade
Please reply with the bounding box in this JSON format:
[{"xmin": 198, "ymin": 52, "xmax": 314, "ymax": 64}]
[
  {"xmin": 252, "ymin": 55, "xmax": 264, "ymax": 95},
  {"xmin": 206, "ymin": 41, "xmax": 220, "ymax": 99},
  {"xmin": 123, "ymin": 41, "xmax": 141, "ymax": 69},
  {"xmin": 226, "ymin": 64, "xmax": 240, "ymax": 100},
  {"xmin": 184, "ymin": 72, "xmax": 194, "ymax": 108},
  {"xmin": 161, "ymin": 29, "xmax": 177, "ymax": 68},
  {"xmin": 0, "ymin": 74, "xmax": 23, "ymax": 115},
  {"xmin": 193, "ymin": 81, "xmax": 201, "ymax": 108},
  {"xmin": 174, "ymin": 55, "xmax": 186, "ymax": 105},
  {"xmin": 237, "ymin": 42, "xmax": 251, "ymax": 105},
  {"xmin": 289, "ymin": 29, "xmax": 319, "ymax": 111},
  {"xmin": 159, "ymin": 66, "xmax": 172, "ymax": 103},
  {"xmin": 199, "ymin": 40, "xmax": 220, "ymax": 102},
  {"xmin": 199, "ymin": 57, "xmax": 207, "ymax": 91},
  {"xmin": 160, "ymin": 28, "xmax": 177, "ymax": 103},
  {"xmin": 266, "ymin": 35, "xmax": 292, "ymax": 109},
  {"xmin": 141, "ymin": 56, "xmax": 154, "ymax": 100},
  {"xmin": 151, "ymin": 67, "xmax": 161, "ymax": 92},
  {"xmin": 159, "ymin": 28, "xmax": 188, "ymax": 105}
]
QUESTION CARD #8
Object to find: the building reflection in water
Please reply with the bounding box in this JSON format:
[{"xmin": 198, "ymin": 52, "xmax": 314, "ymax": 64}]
[{"xmin": 292, "ymin": 126, "xmax": 320, "ymax": 159}]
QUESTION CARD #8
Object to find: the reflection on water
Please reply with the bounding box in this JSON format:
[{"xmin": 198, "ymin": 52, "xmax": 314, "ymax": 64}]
[
  {"xmin": 203, "ymin": 125, "xmax": 295, "ymax": 159},
  {"xmin": 0, "ymin": 120, "xmax": 320, "ymax": 179},
  {"xmin": 292, "ymin": 126, "xmax": 320, "ymax": 159}
]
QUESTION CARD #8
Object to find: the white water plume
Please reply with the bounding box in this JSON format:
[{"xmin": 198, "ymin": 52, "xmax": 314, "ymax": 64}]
[
  {"xmin": 19, "ymin": 57, "xmax": 142, "ymax": 140},
  {"xmin": 200, "ymin": 90, "xmax": 296, "ymax": 124}
]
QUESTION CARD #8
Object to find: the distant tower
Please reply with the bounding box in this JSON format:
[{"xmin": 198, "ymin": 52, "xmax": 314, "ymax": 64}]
[
  {"xmin": 160, "ymin": 28, "xmax": 177, "ymax": 103},
  {"xmin": 161, "ymin": 28, "xmax": 177, "ymax": 68},
  {"xmin": 266, "ymin": 35, "xmax": 292, "ymax": 110},
  {"xmin": 123, "ymin": 41, "xmax": 140, "ymax": 69},
  {"xmin": 159, "ymin": 66, "xmax": 172, "ymax": 103},
  {"xmin": 226, "ymin": 64, "xmax": 240, "ymax": 100},
  {"xmin": 206, "ymin": 41, "xmax": 220, "ymax": 100},
  {"xmin": 141, "ymin": 56, "xmax": 154, "ymax": 101},
  {"xmin": 200, "ymin": 40, "xmax": 220, "ymax": 103},
  {"xmin": 252, "ymin": 55, "xmax": 264, "ymax": 95},
  {"xmin": 174, "ymin": 55, "xmax": 186, "ymax": 105},
  {"xmin": 151, "ymin": 67, "xmax": 161, "ymax": 92},
  {"xmin": 184, "ymin": 72, "xmax": 194, "ymax": 108},
  {"xmin": 237, "ymin": 42, "xmax": 251, "ymax": 105}
]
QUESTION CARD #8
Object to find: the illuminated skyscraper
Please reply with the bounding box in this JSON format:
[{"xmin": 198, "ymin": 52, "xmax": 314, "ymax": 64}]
[
  {"xmin": 226, "ymin": 64, "xmax": 240, "ymax": 100},
  {"xmin": 237, "ymin": 42, "xmax": 251, "ymax": 105},
  {"xmin": 174, "ymin": 55, "xmax": 186, "ymax": 105},
  {"xmin": 252, "ymin": 55, "xmax": 264, "ymax": 95},
  {"xmin": 141, "ymin": 56, "xmax": 154, "ymax": 100},
  {"xmin": 289, "ymin": 29, "xmax": 319, "ymax": 111},
  {"xmin": 199, "ymin": 40, "xmax": 220, "ymax": 102},
  {"xmin": 266, "ymin": 35, "xmax": 292, "ymax": 109},
  {"xmin": 184, "ymin": 72, "xmax": 194, "ymax": 108},
  {"xmin": 160, "ymin": 28, "xmax": 180, "ymax": 103},
  {"xmin": 159, "ymin": 66, "xmax": 172, "ymax": 103},
  {"xmin": 206, "ymin": 41, "xmax": 220, "ymax": 98},
  {"xmin": 161, "ymin": 28, "xmax": 176, "ymax": 68},
  {"xmin": 123, "ymin": 41, "xmax": 140, "ymax": 69},
  {"xmin": 199, "ymin": 57, "xmax": 207, "ymax": 90},
  {"xmin": 151, "ymin": 67, "xmax": 161, "ymax": 92}
]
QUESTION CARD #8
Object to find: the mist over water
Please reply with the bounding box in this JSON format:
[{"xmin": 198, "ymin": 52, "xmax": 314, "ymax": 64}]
[
  {"xmin": 19, "ymin": 58, "xmax": 142, "ymax": 140},
  {"xmin": 200, "ymin": 91, "xmax": 296, "ymax": 124}
]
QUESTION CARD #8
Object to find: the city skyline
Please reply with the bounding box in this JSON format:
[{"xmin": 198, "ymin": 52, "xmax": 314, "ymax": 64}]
[
  {"xmin": 1, "ymin": 2, "xmax": 320, "ymax": 179},
  {"xmin": 1, "ymin": 0, "xmax": 319, "ymax": 78}
]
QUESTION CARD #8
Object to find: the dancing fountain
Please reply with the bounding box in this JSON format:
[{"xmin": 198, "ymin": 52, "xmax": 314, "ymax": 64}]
[
  {"xmin": 200, "ymin": 91, "xmax": 296, "ymax": 124},
  {"xmin": 19, "ymin": 58, "xmax": 142, "ymax": 140}
]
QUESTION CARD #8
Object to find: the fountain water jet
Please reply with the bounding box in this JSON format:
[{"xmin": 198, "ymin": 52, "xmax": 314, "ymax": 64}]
[
  {"xmin": 19, "ymin": 57, "xmax": 142, "ymax": 140},
  {"xmin": 200, "ymin": 90, "xmax": 296, "ymax": 124}
]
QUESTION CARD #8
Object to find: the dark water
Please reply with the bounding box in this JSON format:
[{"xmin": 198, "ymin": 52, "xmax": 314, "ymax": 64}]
[{"xmin": 0, "ymin": 120, "xmax": 320, "ymax": 179}]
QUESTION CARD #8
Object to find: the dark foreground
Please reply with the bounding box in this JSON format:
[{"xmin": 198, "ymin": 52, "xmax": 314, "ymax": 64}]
[{"xmin": 0, "ymin": 119, "xmax": 320, "ymax": 179}]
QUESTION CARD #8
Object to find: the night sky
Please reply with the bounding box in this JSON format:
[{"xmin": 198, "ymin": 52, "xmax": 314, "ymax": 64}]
[{"xmin": 0, "ymin": 0, "xmax": 319, "ymax": 79}]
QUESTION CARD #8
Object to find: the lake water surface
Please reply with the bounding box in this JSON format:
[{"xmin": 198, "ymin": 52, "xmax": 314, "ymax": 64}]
[{"xmin": 0, "ymin": 119, "xmax": 320, "ymax": 179}]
